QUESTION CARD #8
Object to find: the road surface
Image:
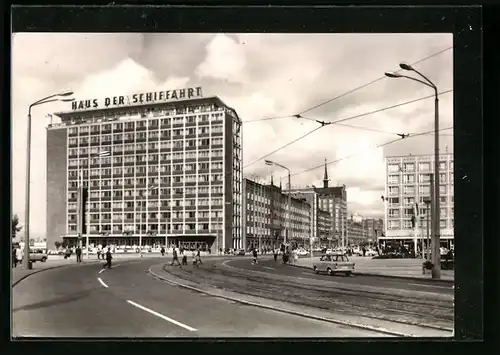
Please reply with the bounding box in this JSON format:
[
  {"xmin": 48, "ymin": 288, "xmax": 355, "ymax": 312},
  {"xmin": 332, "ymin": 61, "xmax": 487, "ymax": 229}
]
[
  {"xmin": 160, "ymin": 257, "xmax": 454, "ymax": 331},
  {"xmin": 12, "ymin": 258, "xmax": 384, "ymax": 338}
]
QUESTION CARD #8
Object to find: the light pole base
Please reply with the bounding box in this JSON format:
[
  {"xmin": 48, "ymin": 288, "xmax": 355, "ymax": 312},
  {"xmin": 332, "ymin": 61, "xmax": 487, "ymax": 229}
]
[{"xmin": 431, "ymin": 267, "xmax": 441, "ymax": 279}]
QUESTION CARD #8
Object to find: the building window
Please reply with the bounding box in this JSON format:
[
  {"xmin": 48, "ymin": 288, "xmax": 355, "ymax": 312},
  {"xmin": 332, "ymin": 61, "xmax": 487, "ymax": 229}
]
[
  {"xmin": 419, "ymin": 162, "xmax": 430, "ymax": 171},
  {"xmin": 419, "ymin": 174, "xmax": 431, "ymax": 183},
  {"xmin": 403, "ymin": 220, "xmax": 413, "ymax": 229},
  {"xmin": 388, "ymin": 175, "xmax": 400, "ymax": 184},
  {"xmin": 439, "ymin": 173, "xmax": 447, "ymax": 183},
  {"xmin": 388, "ymin": 164, "xmax": 400, "ymax": 173},
  {"xmin": 388, "ymin": 209, "xmax": 399, "ymax": 218},
  {"xmin": 403, "ymin": 185, "xmax": 415, "ymax": 195},
  {"xmin": 388, "ymin": 186, "xmax": 400, "ymax": 196},
  {"xmin": 403, "ymin": 163, "xmax": 415, "ymax": 172},
  {"xmin": 419, "ymin": 185, "xmax": 430, "ymax": 195},
  {"xmin": 388, "ymin": 197, "xmax": 399, "ymax": 206},
  {"xmin": 403, "ymin": 197, "xmax": 415, "ymax": 206},
  {"xmin": 388, "ymin": 220, "xmax": 400, "ymax": 230},
  {"xmin": 440, "ymin": 220, "xmax": 447, "ymax": 229}
]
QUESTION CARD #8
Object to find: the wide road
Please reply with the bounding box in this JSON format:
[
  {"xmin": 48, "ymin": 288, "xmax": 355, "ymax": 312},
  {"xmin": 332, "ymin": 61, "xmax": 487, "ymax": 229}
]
[
  {"xmin": 227, "ymin": 258, "xmax": 454, "ymax": 295},
  {"xmin": 12, "ymin": 257, "xmax": 384, "ymax": 338}
]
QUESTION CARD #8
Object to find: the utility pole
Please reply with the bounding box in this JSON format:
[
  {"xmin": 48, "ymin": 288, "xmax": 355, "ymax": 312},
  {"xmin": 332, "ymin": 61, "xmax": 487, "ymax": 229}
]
[
  {"xmin": 429, "ymin": 173, "xmax": 436, "ymax": 266},
  {"xmin": 420, "ymin": 215, "xmax": 425, "ymax": 259}
]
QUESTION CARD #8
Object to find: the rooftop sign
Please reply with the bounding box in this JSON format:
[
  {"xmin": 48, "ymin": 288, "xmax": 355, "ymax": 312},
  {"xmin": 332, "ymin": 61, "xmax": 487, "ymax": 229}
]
[{"xmin": 71, "ymin": 86, "xmax": 203, "ymax": 111}]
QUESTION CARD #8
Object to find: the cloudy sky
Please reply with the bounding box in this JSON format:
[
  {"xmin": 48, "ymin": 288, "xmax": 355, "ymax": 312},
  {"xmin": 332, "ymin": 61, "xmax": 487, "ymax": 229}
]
[{"xmin": 11, "ymin": 33, "xmax": 453, "ymax": 238}]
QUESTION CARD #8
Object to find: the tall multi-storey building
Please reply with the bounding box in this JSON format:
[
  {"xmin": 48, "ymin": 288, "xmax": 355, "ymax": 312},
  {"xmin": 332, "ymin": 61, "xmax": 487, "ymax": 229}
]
[
  {"xmin": 289, "ymin": 161, "xmax": 348, "ymax": 247},
  {"xmin": 382, "ymin": 153, "xmax": 454, "ymax": 249},
  {"xmin": 46, "ymin": 88, "xmax": 243, "ymax": 252},
  {"xmin": 243, "ymin": 178, "xmax": 311, "ymax": 251}
]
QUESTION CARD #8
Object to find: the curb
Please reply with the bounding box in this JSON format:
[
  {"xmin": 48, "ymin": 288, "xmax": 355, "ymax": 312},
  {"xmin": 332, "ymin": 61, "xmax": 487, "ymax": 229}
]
[
  {"xmin": 12, "ymin": 261, "xmax": 98, "ymax": 287},
  {"xmin": 12, "ymin": 258, "xmax": 144, "ymax": 287},
  {"xmin": 289, "ymin": 263, "xmax": 454, "ymax": 285},
  {"xmin": 148, "ymin": 264, "xmax": 421, "ymax": 338}
]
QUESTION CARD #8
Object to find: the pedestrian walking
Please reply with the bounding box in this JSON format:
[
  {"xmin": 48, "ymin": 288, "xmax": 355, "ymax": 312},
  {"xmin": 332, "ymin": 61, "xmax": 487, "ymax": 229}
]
[
  {"xmin": 273, "ymin": 249, "xmax": 278, "ymax": 262},
  {"xmin": 161, "ymin": 246, "xmax": 165, "ymax": 256},
  {"xmin": 102, "ymin": 247, "xmax": 112, "ymax": 269},
  {"xmin": 76, "ymin": 246, "xmax": 82, "ymax": 263},
  {"xmin": 192, "ymin": 250, "xmax": 199, "ymax": 267},
  {"xmin": 181, "ymin": 250, "xmax": 188, "ymax": 266},
  {"xmin": 170, "ymin": 247, "xmax": 181, "ymax": 266},
  {"xmin": 12, "ymin": 247, "xmax": 18, "ymax": 268},
  {"xmin": 196, "ymin": 248, "xmax": 203, "ymax": 265},
  {"xmin": 252, "ymin": 248, "xmax": 258, "ymax": 265}
]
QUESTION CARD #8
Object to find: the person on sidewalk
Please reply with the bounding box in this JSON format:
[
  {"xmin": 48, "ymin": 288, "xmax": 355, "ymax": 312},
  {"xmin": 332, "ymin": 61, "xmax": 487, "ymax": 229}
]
[
  {"xmin": 171, "ymin": 247, "xmax": 181, "ymax": 266},
  {"xmin": 160, "ymin": 246, "xmax": 165, "ymax": 257},
  {"xmin": 273, "ymin": 249, "xmax": 278, "ymax": 262},
  {"xmin": 196, "ymin": 248, "xmax": 203, "ymax": 265},
  {"xmin": 192, "ymin": 250, "xmax": 199, "ymax": 268},
  {"xmin": 181, "ymin": 250, "xmax": 188, "ymax": 266},
  {"xmin": 12, "ymin": 247, "xmax": 18, "ymax": 268},
  {"xmin": 16, "ymin": 246, "xmax": 24, "ymax": 267},
  {"xmin": 104, "ymin": 247, "xmax": 113, "ymax": 269},
  {"xmin": 76, "ymin": 246, "xmax": 82, "ymax": 263}
]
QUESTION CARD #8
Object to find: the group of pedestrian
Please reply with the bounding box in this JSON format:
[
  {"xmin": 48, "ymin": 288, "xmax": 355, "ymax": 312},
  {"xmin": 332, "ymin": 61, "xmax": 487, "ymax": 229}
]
[
  {"xmin": 12, "ymin": 245, "xmax": 23, "ymax": 268},
  {"xmin": 170, "ymin": 247, "xmax": 203, "ymax": 267}
]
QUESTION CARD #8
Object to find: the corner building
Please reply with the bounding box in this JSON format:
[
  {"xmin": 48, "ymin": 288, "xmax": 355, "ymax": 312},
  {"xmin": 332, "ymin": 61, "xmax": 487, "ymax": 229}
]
[
  {"xmin": 382, "ymin": 153, "xmax": 454, "ymax": 249},
  {"xmin": 46, "ymin": 95, "xmax": 243, "ymax": 252}
]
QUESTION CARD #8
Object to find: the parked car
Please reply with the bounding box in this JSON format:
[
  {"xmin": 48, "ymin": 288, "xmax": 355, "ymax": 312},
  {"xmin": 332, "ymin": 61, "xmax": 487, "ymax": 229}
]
[
  {"xmin": 312, "ymin": 253, "xmax": 355, "ymax": 276},
  {"xmin": 29, "ymin": 249, "xmax": 48, "ymax": 263},
  {"xmin": 237, "ymin": 249, "xmax": 246, "ymax": 256},
  {"xmin": 365, "ymin": 249, "xmax": 378, "ymax": 257},
  {"xmin": 296, "ymin": 249, "xmax": 309, "ymax": 256}
]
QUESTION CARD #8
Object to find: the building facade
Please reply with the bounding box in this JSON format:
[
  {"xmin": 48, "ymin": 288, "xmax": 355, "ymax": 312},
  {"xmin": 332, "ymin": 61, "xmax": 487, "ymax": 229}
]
[
  {"xmin": 362, "ymin": 218, "xmax": 384, "ymax": 243},
  {"xmin": 243, "ymin": 178, "xmax": 311, "ymax": 251},
  {"xmin": 289, "ymin": 161, "xmax": 348, "ymax": 247},
  {"xmin": 382, "ymin": 153, "xmax": 454, "ymax": 249},
  {"xmin": 347, "ymin": 218, "xmax": 365, "ymax": 245},
  {"xmin": 46, "ymin": 91, "xmax": 243, "ymax": 252}
]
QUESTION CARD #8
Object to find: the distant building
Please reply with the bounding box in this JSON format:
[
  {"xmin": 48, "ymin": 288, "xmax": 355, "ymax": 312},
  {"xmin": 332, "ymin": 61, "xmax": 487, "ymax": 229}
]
[
  {"xmin": 243, "ymin": 178, "xmax": 311, "ymax": 251},
  {"xmin": 383, "ymin": 153, "xmax": 454, "ymax": 249},
  {"xmin": 347, "ymin": 218, "xmax": 364, "ymax": 245},
  {"xmin": 289, "ymin": 160, "xmax": 348, "ymax": 247},
  {"xmin": 362, "ymin": 218, "xmax": 384, "ymax": 243}
]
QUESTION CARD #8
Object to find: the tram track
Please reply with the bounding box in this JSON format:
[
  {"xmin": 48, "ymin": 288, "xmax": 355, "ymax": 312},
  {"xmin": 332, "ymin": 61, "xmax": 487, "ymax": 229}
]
[{"xmin": 161, "ymin": 263, "xmax": 454, "ymax": 332}]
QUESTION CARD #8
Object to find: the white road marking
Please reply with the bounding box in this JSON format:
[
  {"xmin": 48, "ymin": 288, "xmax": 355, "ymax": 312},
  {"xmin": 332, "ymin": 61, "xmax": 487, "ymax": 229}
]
[
  {"xmin": 262, "ymin": 266, "xmax": 275, "ymax": 270},
  {"xmin": 98, "ymin": 269, "xmax": 105, "ymax": 274},
  {"xmin": 408, "ymin": 283, "xmax": 453, "ymax": 290},
  {"xmin": 302, "ymin": 272, "xmax": 312, "ymax": 276},
  {"xmin": 97, "ymin": 277, "xmax": 109, "ymax": 288},
  {"xmin": 126, "ymin": 300, "xmax": 197, "ymax": 332}
]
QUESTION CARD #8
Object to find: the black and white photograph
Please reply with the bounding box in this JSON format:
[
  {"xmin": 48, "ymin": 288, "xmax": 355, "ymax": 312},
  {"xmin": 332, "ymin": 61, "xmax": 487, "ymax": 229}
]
[{"xmin": 11, "ymin": 31, "xmax": 456, "ymax": 338}]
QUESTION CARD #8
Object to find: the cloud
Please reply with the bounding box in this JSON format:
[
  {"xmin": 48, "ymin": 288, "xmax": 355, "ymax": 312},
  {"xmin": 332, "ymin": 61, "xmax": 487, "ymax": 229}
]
[
  {"xmin": 11, "ymin": 33, "xmax": 453, "ymax": 235},
  {"xmin": 195, "ymin": 34, "xmax": 247, "ymax": 83}
]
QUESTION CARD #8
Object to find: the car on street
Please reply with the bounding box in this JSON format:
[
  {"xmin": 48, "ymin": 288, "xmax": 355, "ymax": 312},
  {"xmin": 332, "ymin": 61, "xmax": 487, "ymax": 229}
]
[
  {"xmin": 29, "ymin": 249, "xmax": 48, "ymax": 263},
  {"xmin": 237, "ymin": 249, "xmax": 246, "ymax": 256},
  {"xmin": 312, "ymin": 253, "xmax": 355, "ymax": 276},
  {"xmin": 296, "ymin": 249, "xmax": 309, "ymax": 256}
]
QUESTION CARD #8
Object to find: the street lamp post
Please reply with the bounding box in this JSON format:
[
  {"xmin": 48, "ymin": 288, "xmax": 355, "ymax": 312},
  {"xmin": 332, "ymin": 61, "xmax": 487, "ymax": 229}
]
[
  {"xmin": 83, "ymin": 150, "xmax": 111, "ymax": 259},
  {"xmin": 385, "ymin": 64, "xmax": 441, "ymax": 279},
  {"xmin": 139, "ymin": 185, "xmax": 159, "ymax": 257},
  {"xmin": 265, "ymin": 160, "xmax": 291, "ymax": 247},
  {"xmin": 24, "ymin": 91, "xmax": 74, "ymax": 269}
]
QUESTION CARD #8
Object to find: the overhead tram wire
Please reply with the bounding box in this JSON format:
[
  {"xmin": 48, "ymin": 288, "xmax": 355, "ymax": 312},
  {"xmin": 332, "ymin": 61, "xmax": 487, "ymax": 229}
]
[
  {"xmin": 242, "ymin": 89, "xmax": 453, "ymax": 170},
  {"xmin": 243, "ymin": 125, "xmax": 325, "ymax": 169},
  {"xmin": 290, "ymin": 126, "xmax": 454, "ymax": 178},
  {"xmin": 242, "ymin": 46, "xmax": 452, "ymax": 124},
  {"xmin": 297, "ymin": 46, "xmax": 453, "ymax": 116}
]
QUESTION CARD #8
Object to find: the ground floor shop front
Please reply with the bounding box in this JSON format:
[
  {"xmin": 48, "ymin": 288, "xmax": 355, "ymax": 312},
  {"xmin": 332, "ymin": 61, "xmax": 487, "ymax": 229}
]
[
  {"xmin": 377, "ymin": 237, "xmax": 454, "ymax": 251},
  {"xmin": 61, "ymin": 234, "xmax": 221, "ymax": 253}
]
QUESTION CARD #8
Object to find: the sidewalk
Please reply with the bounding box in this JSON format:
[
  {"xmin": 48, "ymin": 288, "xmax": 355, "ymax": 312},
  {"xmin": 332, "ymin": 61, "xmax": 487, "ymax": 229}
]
[{"xmin": 292, "ymin": 255, "xmax": 454, "ymax": 282}]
